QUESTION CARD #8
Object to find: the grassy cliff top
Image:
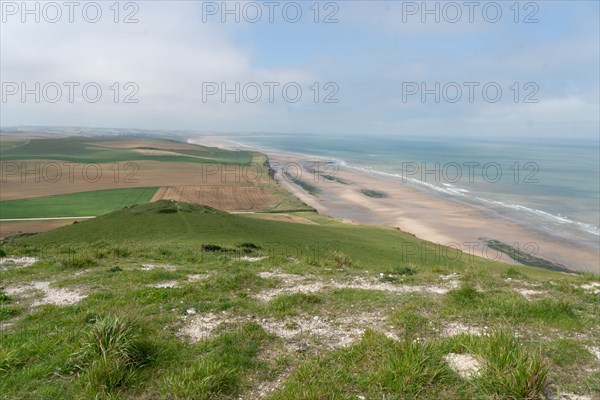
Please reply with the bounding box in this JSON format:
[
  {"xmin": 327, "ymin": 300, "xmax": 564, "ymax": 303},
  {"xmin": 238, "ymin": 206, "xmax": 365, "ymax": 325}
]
[{"xmin": 1, "ymin": 201, "xmax": 598, "ymax": 399}]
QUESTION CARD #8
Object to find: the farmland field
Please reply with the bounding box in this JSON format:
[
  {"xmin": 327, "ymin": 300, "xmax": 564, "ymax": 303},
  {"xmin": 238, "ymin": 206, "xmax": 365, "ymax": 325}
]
[
  {"xmin": 0, "ymin": 139, "xmax": 27, "ymax": 149},
  {"xmin": 151, "ymin": 184, "xmax": 314, "ymax": 212},
  {"xmin": 0, "ymin": 187, "xmax": 158, "ymax": 219},
  {"xmin": 152, "ymin": 186, "xmax": 276, "ymax": 211},
  {"xmin": 0, "ymin": 137, "xmax": 254, "ymax": 165},
  {"xmin": 0, "ymin": 136, "xmax": 313, "ymax": 237},
  {"xmin": 0, "ymin": 160, "xmax": 258, "ymax": 201},
  {"xmin": 0, "ymin": 159, "xmax": 311, "ymax": 211},
  {"xmin": 0, "ymin": 218, "xmax": 84, "ymax": 239}
]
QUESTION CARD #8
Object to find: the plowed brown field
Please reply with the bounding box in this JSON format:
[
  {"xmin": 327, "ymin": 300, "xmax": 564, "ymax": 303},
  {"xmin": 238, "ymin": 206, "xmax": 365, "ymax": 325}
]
[
  {"xmin": 151, "ymin": 186, "xmax": 277, "ymax": 211},
  {"xmin": 0, "ymin": 161, "xmax": 259, "ymax": 201},
  {"xmin": 0, "ymin": 219, "xmax": 85, "ymax": 239}
]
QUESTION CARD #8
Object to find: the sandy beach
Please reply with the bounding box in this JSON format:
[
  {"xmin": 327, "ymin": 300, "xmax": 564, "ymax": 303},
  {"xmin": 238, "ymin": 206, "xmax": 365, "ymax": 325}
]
[{"xmin": 193, "ymin": 136, "xmax": 600, "ymax": 274}]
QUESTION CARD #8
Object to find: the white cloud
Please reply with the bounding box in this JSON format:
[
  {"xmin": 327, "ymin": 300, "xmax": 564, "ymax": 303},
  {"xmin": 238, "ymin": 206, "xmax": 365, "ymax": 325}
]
[{"xmin": 0, "ymin": 1, "xmax": 597, "ymax": 138}]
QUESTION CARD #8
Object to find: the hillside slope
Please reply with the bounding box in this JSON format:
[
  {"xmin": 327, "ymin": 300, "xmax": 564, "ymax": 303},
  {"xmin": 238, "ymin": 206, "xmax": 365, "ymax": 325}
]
[
  {"xmin": 16, "ymin": 201, "xmax": 549, "ymax": 275},
  {"xmin": 1, "ymin": 202, "xmax": 598, "ymax": 399}
]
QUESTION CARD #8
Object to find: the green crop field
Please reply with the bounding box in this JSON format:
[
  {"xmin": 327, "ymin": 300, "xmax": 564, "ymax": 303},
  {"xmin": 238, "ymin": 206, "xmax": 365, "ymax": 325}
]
[
  {"xmin": 0, "ymin": 137, "xmax": 254, "ymax": 165},
  {"xmin": 0, "ymin": 187, "xmax": 158, "ymax": 219}
]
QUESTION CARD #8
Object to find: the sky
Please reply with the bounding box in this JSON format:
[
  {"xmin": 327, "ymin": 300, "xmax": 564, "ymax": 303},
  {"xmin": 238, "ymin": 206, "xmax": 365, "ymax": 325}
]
[{"xmin": 1, "ymin": 0, "xmax": 599, "ymax": 139}]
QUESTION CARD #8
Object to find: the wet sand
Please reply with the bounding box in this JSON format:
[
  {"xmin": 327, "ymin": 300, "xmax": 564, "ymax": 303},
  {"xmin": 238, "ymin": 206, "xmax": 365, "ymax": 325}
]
[{"xmin": 193, "ymin": 136, "xmax": 600, "ymax": 274}]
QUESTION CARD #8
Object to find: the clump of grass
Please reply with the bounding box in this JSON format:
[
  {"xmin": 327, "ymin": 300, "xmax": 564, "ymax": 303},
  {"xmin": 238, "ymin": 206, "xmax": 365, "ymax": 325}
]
[
  {"xmin": 73, "ymin": 315, "xmax": 153, "ymax": 396},
  {"xmin": 502, "ymin": 266, "xmax": 527, "ymax": 280},
  {"xmin": 0, "ymin": 291, "xmax": 19, "ymax": 321},
  {"xmin": 236, "ymin": 242, "xmax": 261, "ymax": 255},
  {"xmin": 155, "ymin": 203, "xmax": 179, "ymax": 214},
  {"xmin": 447, "ymin": 283, "xmax": 482, "ymax": 306},
  {"xmin": 468, "ymin": 330, "xmax": 549, "ymax": 399},
  {"xmin": 331, "ymin": 251, "xmax": 352, "ymax": 268},
  {"xmin": 0, "ymin": 291, "xmax": 10, "ymax": 303},
  {"xmin": 379, "ymin": 274, "xmax": 399, "ymax": 283},
  {"xmin": 61, "ymin": 256, "xmax": 98, "ymax": 270},
  {"xmin": 391, "ymin": 310, "xmax": 430, "ymax": 339},
  {"xmin": 110, "ymin": 246, "xmax": 131, "ymax": 258},
  {"xmin": 237, "ymin": 242, "xmax": 261, "ymax": 250},
  {"xmin": 285, "ymin": 321, "xmax": 300, "ymax": 330},
  {"xmin": 161, "ymin": 357, "xmax": 237, "ymax": 399},
  {"xmin": 0, "ymin": 348, "xmax": 24, "ymax": 374},
  {"xmin": 393, "ymin": 266, "xmax": 417, "ymax": 276},
  {"xmin": 202, "ymin": 244, "xmax": 229, "ymax": 253},
  {"xmin": 577, "ymin": 272, "xmax": 600, "ymax": 284},
  {"xmin": 0, "ymin": 247, "xmax": 6, "ymax": 257},
  {"xmin": 94, "ymin": 249, "xmax": 109, "ymax": 259},
  {"xmin": 156, "ymin": 247, "xmax": 173, "ymax": 256},
  {"xmin": 0, "ymin": 305, "xmax": 19, "ymax": 321}
]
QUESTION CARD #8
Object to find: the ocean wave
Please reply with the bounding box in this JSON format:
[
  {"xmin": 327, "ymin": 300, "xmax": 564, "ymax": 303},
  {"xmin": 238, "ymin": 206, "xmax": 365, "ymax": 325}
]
[
  {"xmin": 474, "ymin": 197, "xmax": 600, "ymax": 236},
  {"xmin": 347, "ymin": 163, "xmax": 599, "ymax": 237},
  {"xmin": 347, "ymin": 165, "xmax": 471, "ymax": 197}
]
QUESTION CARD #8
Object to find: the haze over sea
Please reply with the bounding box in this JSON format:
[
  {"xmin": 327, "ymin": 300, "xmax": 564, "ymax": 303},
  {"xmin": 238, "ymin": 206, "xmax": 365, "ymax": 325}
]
[{"xmin": 228, "ymin": 133, "xmax": 600, "ymax": 252}]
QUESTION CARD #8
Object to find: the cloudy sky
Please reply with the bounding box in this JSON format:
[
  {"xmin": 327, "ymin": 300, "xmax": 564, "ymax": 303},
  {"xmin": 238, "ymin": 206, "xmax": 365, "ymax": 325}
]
[{"xmin": 1, "ymin": 0, "xmax": 598, "ymax": 138}]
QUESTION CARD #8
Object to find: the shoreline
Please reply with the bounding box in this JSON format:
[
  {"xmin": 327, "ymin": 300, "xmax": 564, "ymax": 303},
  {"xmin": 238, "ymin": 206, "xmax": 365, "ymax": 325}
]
[{"xmin": 192, "ymin": 136, "xmax": 600, "ymax": 274}]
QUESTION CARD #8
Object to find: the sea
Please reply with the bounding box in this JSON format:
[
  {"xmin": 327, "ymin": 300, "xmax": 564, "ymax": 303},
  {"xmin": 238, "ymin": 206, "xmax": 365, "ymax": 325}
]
[{"xmin": 221, "ymin": 133, "xmax": 600, "ymax": 252}]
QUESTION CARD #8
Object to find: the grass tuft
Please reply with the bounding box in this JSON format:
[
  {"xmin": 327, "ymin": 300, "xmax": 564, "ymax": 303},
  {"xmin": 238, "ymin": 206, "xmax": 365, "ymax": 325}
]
[
  {"xmin": 162, "ymin": 357, "xmax": 237, "ymax": 399},
  {"xmin": 0, "ymin": 291, "xmax": 11, "ymax": 303},
  {"xmin": 72, "ymin": 315, "xmax": 153, "ymax": 396},
  {"xmin": 0, "ymin": 305, "xmax": 19, "ymax": 321},
  {"xmin": 0, "ymin": 290, "xmax": 19, "ymax": 321},
  {"xmin": 331, "ymin": 251, "xmax": 353, "ymax": 268},
  {"xmin": 502, "ymin": 266, "xmax": 527, "ymax": 279},
  {"xmin": 391, "ymin": 310, "xmax": 430, "ymax": 339},
  {"xmin": 468, "ymin": 330, "xmax": 549, "ymax": 399},
  {"xmin": 61, "ymin": 256, "xmax": 98, "ymax": 270},
  {"xmin": 447, "ymin": 283, "xmax": 482, "ymax": 306}
]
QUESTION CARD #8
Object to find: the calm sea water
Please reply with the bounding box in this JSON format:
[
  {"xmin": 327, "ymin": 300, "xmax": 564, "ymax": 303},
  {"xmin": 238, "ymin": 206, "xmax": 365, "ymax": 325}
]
[{"xmin": 224, "ymin": 133, "xmax": 600, "ymax": 250}]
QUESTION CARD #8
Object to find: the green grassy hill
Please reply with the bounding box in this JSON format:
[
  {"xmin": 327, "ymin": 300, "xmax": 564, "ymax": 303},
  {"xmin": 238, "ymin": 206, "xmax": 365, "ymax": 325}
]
[
  {"xmin": 1, "ymin": 202, "xmax": 598, "ymax": 399},
  {"xmin": 17, "ymin": 201, "xmax": 549, "ymax": 277}
]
